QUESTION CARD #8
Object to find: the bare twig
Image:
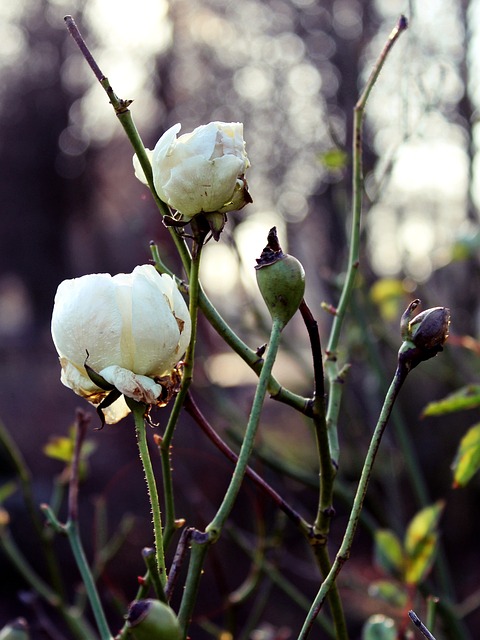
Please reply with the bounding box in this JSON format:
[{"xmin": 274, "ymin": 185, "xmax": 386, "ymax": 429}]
[{"xmin": 409, "ymin": 610, "xmax": 437, "ymax": 640}]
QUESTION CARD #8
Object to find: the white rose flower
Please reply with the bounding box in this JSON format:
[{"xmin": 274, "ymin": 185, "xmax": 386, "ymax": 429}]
[
  {"xmin": 51, "ymin": 265, "xmax": 191, "ymax": 424},
  {"xmin": 133, "ymin": 122, "xmax": 251, "ymax": 220}
]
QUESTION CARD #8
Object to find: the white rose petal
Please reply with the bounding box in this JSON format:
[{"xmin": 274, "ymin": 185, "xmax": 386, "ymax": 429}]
[
  {"xmin": 51, "ymin": 265, "xmax": 191, "ymax": 424},
  {"xmin": 99, "ymin": 365, "xmax": 163, "ymax": 405},
  {"xmin": 144, "ymin": 121, "xmax": 250, "ymax": 220},
  {"xmin": 132, "ymin": 148, "xmax": 154, "ymax": 185}
]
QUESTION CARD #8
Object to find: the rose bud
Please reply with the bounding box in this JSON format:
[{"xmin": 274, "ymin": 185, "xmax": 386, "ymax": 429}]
[
  {"xmin": 255, "ymin": 227, "xmax": 305, "ymax": 329},
  {"xmin": 398, "ymin": 299, "xmax": 450, "ymax": 371},
  {"xmin": 134, "ymin": 122, "xmax": 251, "ymax": 221},
  {"xmin": 0, "ymin": 618, "xmax": 30, "ymax": 640},
  {"xmin": 126, "ymin": 599, "xmax": 181, "ymax": 640}
]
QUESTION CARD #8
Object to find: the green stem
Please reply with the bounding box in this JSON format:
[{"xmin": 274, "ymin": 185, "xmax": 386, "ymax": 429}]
[
  {"xmin": 177, "ymin": 533, "xmax": 210, "ymax": 635},
  {"xmin": 298, "ymin": 364, "xmax": 408, "ymax": 639},
  {"xmin": 207, "ymin": 317, "xmax": 283, "ymax": 537},
  {"xmin": 0, "ymin": 422, "xmax": 66, "ymax": 599},
  {"xmin": 66, "ymin": 519, "xmax": 113, "ymax": 640},
  {"xmin": 65, "ymin": 411, "xmax": 112, "ymax": 640},
  {"xmin": 0, "ymin": 528, "xmax": 60, "ymax": 607},
  {"xmin": 0, "ymin": 528, "xmax": 96, "ymax": 640},
  {"xmin": 184, "ymin": 392, "xmax": 310, "ymax": 534},
  {"xmin": 298, "ymin": 302, "xmax": 348, "ymax": 639},
  {"xmin": 229, "ymin": 526, "xmax": 335, "ymax": 637},
  {"xmin": 306, "ymin": 545, "xmax": 343, "ymax": 639},
  {"xmin": 160, "ymin": 239, "xmax": 203, "ymax": 548},
  {"xmin": 178, "ymin": 318, "xmax": 284, "ymax": 636},
  {"xmin": 324, "ymin": 15, "xmax": 408, "ymax": 463},
  {"xmin": 131, "ymin": 403, "xmax": 167, "ymax": 592}
]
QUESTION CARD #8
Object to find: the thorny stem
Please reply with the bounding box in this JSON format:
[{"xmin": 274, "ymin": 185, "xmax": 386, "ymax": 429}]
[
  {"xmin": 130, "ymin": 402, "xmax": 167, "ymax": 597},
  {"xmin": 160, "ymin": 238, "xmax": 204, "ymax": 549},
  {"xmin": 298, "ymin": 365, "xmax": 408, "ymax": 639},
  {"xmin": 324, "ymin": 15, "xmax": 408, "ymax": 465}
]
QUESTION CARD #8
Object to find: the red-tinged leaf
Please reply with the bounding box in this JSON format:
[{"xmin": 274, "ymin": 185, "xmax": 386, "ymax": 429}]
[
  {"xmin": 422, "ymin": 385, "xmax": 480, "ymax": 417},
  {"xmin": 404, "ymin": 502, "xmax": 444, "ymax": 585},
  {"xmin": 452, "ymin": 423, "xmax": 480, "ymax": 488},
  {"xmin": 374, "ymin": 529, "xmax": 405, "ymax": 578}
]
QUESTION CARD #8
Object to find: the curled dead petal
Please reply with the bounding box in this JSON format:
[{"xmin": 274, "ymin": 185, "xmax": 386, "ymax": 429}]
[{"xmin": 99, "ymin": 365, "xmax": 163, "ymax": 405}]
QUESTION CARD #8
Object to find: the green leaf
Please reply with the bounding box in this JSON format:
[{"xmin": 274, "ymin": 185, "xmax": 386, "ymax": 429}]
[
  {"xmin": 319, "ymin": 148, "xmax": 349, "ymax": 170},
  {"xmin": 368, "ymin": 580, "xmax": 408, "ymax": 608},
  {"xmin": 43, "ymin": 436, "xmax": 75, "ymax": 463},
  {"xmin": 43, "ymin": 428, "xmax": 96, "ymax": 464},
  {"xmin": 0, "ymin": 481, "xmax": 17, "ymax": 504},
  {"xmin": 404, "ymin": 502, "xmax": 444, "ymax": 585},
  {"xmin": 452, "ymin": 423, "xmax": 480, "ymax": 487},
  {"xmin": 422, "ymin": 385, "xmax": 480, "ymax": 417},
  {"xmin": 370, "ymin": 278, "xmax": 405, "ymax": 322},
  {"xmin": 374, "ymin": 529, "xmax": 404, "ymax": 577}
]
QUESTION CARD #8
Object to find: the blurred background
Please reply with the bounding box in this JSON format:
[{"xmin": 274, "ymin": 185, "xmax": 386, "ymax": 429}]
[{"xmin": 2, "ymin": 0, "xmax": 480, "ymax": 637}]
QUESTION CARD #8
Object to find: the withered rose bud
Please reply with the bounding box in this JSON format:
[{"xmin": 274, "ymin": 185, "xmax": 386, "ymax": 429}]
[
  {"xmin": 398, "ymin": 299, "xmax": 450, "ymax": 372},
  {"xmin": 409, "ymin": 306, "xmax": 450, "ymax": 350}
]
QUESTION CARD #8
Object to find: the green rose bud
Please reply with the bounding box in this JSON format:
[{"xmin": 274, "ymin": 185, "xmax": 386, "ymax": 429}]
[
  {"xmin": 0, "ymin": 618, "xmax": 30, "ymax": 640},
  {"xmin": 255, "ymin": 227, "xmax": 305, "ymax": 329},
  {"xmin": 126, "ymin": 599, "xmax": 181, "ymax": 640},
  {"xmin": 362, "ymin": 614, "xmax": 397, "ymax": 640}
]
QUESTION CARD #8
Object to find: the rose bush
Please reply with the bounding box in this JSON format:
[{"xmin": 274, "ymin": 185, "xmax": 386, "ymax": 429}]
[
  {"xmin": 134, "ymin": 121, "xmax": 250, "ymax": 219},
  {"xmin": 51, "ymin": 264, "xmax": 191, "ymax": 423}
]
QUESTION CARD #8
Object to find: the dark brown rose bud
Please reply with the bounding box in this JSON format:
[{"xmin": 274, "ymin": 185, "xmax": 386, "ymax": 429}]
[
  {"xmin": 398, "ymin": 299, "xmax": 450, "ymax": 372},
  {"xmin": 409, "ymin": 306, "xmax": 450, "ymax": 350}
]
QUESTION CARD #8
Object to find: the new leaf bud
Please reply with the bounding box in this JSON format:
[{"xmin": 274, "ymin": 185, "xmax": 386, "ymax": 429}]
[
  {"xmin": 255, "ymin": 227, "xmax": 305, "ymax": 329},
  {"xmin": 126, "ymin": 599, "xmax": 181, "ymax": 640}
]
